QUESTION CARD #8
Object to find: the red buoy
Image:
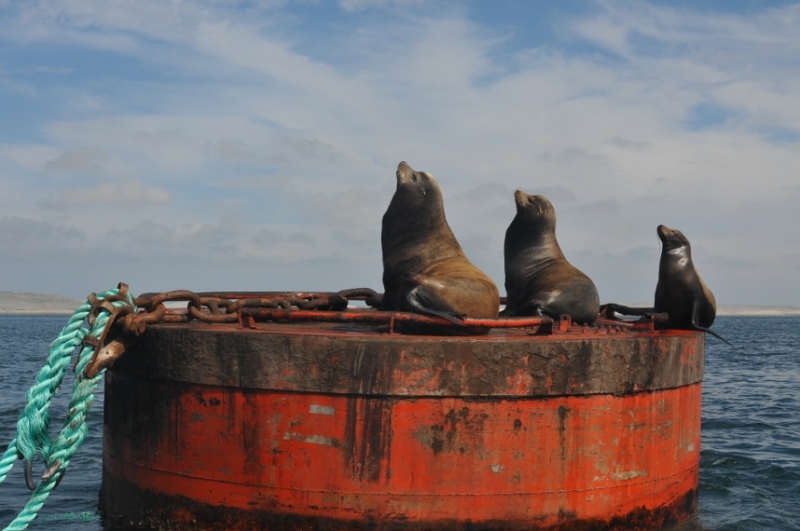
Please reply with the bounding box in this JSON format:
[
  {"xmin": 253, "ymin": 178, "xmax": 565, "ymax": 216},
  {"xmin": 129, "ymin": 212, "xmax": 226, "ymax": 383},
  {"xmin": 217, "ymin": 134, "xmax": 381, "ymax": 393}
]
[{"xmin": 99, "ymin": 314, "xmax": 702, "ymax": 530}]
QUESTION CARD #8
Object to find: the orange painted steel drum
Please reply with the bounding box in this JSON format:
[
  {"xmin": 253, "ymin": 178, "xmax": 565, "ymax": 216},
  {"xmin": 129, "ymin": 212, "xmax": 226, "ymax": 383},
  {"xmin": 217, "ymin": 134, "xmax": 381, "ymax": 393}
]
[{"xmin": 99, "ymin": 319, "xmax": 703, "ymax": 530}]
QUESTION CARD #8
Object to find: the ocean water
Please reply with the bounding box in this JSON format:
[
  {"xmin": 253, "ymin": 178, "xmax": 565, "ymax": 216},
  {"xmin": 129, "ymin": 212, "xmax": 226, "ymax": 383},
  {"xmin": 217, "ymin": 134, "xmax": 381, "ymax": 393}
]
[{"xmin": 0, "ymin": 314, "xmax": 798, "ymax": 530}]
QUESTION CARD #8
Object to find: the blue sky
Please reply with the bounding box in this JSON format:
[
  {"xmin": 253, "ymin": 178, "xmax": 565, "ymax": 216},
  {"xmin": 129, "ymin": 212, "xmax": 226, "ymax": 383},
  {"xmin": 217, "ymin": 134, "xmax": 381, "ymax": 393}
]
[{"xmin": 1, "ymin": 0, "xmax": 799, "ymax": 305}]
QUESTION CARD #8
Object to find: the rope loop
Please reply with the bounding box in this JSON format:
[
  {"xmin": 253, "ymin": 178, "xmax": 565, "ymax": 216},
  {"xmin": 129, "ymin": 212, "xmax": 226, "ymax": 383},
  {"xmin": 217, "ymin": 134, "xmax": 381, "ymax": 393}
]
[{"xmin": 1, "ymin": 284, "xmax": 137, "ymax": 531}]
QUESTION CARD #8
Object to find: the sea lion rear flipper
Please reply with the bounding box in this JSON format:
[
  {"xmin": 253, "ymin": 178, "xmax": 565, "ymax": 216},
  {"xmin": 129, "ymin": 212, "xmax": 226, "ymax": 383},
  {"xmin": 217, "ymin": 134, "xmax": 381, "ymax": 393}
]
[
  {"xmin": 691, "ymin": 302, "xmax": 733, "ymax": 346},
  {"xmin": 601, "ymin": 303, "xmax": 654, "ymax": 318},
  {"xmin": 694, "ymin": 325, "xmax": 733, "ymax": 346},
  {"xmin": 403, "ymin": 285, "xmax": 466, "ymax": 326}
]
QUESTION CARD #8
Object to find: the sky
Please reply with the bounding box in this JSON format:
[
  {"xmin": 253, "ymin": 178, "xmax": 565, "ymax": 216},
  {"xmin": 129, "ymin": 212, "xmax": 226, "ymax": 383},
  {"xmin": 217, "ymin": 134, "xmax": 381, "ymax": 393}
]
[{"xmin": 0, "ymin": 0, "xmax": 799, "ymax": 305}]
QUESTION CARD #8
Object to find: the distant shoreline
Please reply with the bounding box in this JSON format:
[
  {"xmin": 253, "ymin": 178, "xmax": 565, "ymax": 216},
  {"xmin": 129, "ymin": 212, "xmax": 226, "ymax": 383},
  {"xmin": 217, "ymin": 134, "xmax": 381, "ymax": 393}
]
[
  {"xmin": 0, "ymin": 310, "xmax": 77, "ymax": 315},
  {"xmin": 0, "ymin": 291, "xmax": 84, "ymax": 315},
  {"xmin": 1, "ymin": 293, "xmax": 798, "ymax": 317}
]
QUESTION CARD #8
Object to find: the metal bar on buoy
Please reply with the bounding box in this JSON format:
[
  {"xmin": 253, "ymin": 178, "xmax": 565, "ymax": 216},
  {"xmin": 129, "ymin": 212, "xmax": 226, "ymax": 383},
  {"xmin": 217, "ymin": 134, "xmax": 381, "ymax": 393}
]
[{"xmin": 239, "ymin": 308, "xmax": 553, "ymax": 330}]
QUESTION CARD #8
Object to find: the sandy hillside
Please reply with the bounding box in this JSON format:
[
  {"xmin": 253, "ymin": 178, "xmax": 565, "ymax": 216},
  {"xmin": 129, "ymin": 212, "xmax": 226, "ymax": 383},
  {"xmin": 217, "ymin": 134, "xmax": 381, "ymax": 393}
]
[{"xmin": 0, "ymin": 292, "xmax": 84, "ymax": 314}]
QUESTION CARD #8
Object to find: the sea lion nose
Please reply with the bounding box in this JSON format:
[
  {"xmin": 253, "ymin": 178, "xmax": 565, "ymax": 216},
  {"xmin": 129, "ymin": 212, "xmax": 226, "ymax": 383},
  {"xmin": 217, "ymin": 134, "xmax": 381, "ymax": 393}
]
[{"xmin": 396, "ymin": 161, "xmax": 413, "ymax": 183}]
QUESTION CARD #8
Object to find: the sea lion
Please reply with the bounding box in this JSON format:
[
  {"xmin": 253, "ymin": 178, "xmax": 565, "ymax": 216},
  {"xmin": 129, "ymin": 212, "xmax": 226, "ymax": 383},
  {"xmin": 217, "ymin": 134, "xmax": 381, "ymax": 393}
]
[
  {"xmin": 653, "ymin": 224, "xmax": 730, "ymax": 344},
  {"xmin": 502, "ymin": 191, "xmax": 600, "ymax": 324},
  {"xmin": 602, "ymin": 225, "xmax": 730, "ymax": 345},
  {"xmin": 380, "ymin": 161, "xmax": 499, "ymax": 324}
]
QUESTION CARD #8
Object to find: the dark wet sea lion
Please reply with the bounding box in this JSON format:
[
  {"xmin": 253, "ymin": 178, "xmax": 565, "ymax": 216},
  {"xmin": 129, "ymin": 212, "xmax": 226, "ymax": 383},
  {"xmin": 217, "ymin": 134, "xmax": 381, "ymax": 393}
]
[
  {"xmin": 381, "ymin": 161, "xmax": 499, "ymax": 324},
  {"xmin": 602, "ymin": 225, "xmax": 729, "ymax": 345},
  {"xmin": 502, "ymin": 191, "xmax": 600, "ymax": 324},
  {"xmin": 653, "ymin": 224, "xmax": 730, "ymax": 344}
]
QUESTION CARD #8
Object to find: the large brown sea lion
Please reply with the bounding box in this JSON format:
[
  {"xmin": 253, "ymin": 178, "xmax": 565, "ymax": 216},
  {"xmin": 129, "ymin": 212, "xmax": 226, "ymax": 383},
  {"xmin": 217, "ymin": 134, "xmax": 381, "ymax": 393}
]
[
  {"xmin": 502, "ymin": 191, "xmax": 600, "ymax": 324},
  {"xmin": 380, "ymin": 161, "xmax": 499, "ymax": 324},
  {"xmin": 603, "ymin": 225, "xmax": 730, "ymax": 345}
]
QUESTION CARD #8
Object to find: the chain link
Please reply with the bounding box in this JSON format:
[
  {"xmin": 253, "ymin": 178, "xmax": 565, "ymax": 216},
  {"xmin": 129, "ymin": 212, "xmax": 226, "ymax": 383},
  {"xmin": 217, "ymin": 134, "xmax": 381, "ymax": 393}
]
[{"xmin": 132, "ymin": 288, "xmax": 382, "ymax": 325}]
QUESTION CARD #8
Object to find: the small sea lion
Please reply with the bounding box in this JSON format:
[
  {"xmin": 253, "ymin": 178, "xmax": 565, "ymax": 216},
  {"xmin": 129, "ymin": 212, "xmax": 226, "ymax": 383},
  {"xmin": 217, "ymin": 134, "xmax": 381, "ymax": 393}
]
[
  {"xmin": 380, "ymin": 161, "xmax": 499, "ymax": 324},
  {"xmin": 502, "ymin": 191, "xmax": 600, "ymax": 324},
  {"xmin": 602, "ymin": 225, "xmax": 730, "ymax": 345},
  {"xmin": 654, "ymin": 224, "xmax": 730, "ymax": 344}
]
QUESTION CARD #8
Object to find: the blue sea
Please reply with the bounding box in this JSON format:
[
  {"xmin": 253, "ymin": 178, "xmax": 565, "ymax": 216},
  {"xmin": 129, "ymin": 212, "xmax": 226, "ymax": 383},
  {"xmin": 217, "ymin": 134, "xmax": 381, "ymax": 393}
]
[{"xmin": 0, "ymin": 314, "xmax": 798, "ymax": 530}]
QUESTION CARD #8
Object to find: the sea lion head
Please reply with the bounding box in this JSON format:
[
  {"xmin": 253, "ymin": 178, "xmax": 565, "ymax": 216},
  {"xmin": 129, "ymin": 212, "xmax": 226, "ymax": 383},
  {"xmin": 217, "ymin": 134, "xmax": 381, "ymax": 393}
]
[
  {"xmin": 384, "ymin": 162, "xmax": 445, "ymax": 229},
  {"xmin": 657, "ymin": 224, "xmax": 691, "ymax": 256},
  {"xmin": 394, "ymin": 161, "xmax": 441, "ymax": 202},
  {"xmin": 505, "ymin": 191, "xmax": 562, "ymax": 265},
  {"xmin": 513, "ymin": 190, "xmax": 556, "ymax": 231}
]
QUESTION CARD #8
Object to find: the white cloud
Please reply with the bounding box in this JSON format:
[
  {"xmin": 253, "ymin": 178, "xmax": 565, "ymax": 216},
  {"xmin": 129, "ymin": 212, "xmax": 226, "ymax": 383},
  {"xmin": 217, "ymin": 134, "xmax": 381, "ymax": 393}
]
[
  {"xmin": 123, "ymin": 220, "xmax": 230, "ymax": 247},
  {"xmin": 308, "ymin": 187, "xmax": 386, "ymax": 227},
  {"xmin": 40, "ymin": 180, "xmax": 171, "ymax": 209},
  {"xmin": 45, "ymin": 147, "xmax": 109, "ymax": 174},
  {"xmin": 0, "ymin": 1, "xmax": 799, "ymax": 304},
  {"xmin": 0, "ymin": 143, "xmax": 63, "ymax": 171},
  {"xmin": 0, "ymin": 216, "xmax": 84, "ymax": 260},
  {"xmin": 253, "ymin": 228, "xmax": 282, "ymax": 244},
  {"xmin": 338, "ymin": 0, "xmax": 430, "ymax": 13}
]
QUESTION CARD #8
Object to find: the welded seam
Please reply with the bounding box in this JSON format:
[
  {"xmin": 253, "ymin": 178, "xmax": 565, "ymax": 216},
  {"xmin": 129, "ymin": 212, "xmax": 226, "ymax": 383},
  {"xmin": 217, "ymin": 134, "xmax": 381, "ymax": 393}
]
[{"xmin": 109, "ymin": 457, "xmax": 699, "ymax": 497}]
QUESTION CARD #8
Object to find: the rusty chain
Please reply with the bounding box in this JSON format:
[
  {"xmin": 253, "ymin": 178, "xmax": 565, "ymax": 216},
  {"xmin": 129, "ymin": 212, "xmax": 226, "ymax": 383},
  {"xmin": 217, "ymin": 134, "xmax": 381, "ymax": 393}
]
[
  {"xmin": 132, "ymin": 287, "xmax": 382, "ymax": 324},
  {"xmin": 80, "ymin": 288, "xmax": 383, "ymax": 378}
]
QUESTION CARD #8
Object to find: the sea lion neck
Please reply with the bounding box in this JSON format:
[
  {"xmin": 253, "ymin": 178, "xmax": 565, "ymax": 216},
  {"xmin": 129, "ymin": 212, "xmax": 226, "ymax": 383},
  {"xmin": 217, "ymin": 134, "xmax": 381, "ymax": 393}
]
[
  {"xmin": 657, "ymin": 225, "xmax": 692, "ymax": 256},
  {"xmin": 504, "ymin": 210, "xmax": 563, "ymax": 264}
]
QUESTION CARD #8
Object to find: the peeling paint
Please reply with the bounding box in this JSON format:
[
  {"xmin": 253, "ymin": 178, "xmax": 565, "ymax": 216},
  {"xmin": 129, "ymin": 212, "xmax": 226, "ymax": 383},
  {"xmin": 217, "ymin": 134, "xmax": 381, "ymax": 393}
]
[
  {"xmin": 310, "ymin": 404, "xmax": 335, "ymax": 415},
  {"xmin": 283, "ymin": 432, "xmax": 339, "ymax": 447},
  {"xmin": 612, "ymin": 469, "xmax": 648, "ymax": 481}
]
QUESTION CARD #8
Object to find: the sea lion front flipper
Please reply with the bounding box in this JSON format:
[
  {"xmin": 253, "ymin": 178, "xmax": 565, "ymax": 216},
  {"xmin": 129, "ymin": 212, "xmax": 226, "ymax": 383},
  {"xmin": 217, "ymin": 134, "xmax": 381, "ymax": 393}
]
[
  {"xmin": 401, "ymin": 276, "xmax": 466, "ymax": 326},
  {"xmin": 691, "ymin": 301, "xmax": 733, "ymax": 346},
  {"xmin": 508, "ymin": 300, "xmax": 551, "ymax": 319}
]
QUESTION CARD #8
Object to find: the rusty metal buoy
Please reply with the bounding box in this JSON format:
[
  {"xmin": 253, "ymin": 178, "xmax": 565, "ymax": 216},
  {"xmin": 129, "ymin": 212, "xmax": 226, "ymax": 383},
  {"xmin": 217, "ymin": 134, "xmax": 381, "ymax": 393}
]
[{"xmin": 99, "ymin": 306, "xmax": 702, "ymax": 530}]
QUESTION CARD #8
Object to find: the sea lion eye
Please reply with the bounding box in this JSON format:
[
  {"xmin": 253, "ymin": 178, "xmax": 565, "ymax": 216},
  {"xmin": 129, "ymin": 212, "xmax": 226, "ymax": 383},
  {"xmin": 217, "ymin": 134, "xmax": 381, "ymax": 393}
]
[{"xmin": 412, "ymin": 174, "xmax": 418, "ymax": 182}]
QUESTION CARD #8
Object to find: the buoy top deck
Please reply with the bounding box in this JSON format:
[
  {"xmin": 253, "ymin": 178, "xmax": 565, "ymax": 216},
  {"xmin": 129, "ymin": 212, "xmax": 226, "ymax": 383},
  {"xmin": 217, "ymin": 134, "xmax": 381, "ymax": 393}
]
[{"xmin": 122, "ymin": 312, "xmax": 704, "ymax": 399}]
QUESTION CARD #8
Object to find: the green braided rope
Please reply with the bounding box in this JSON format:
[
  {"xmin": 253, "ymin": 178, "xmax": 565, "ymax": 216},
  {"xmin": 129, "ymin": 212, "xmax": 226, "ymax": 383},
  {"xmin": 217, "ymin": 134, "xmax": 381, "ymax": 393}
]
[
  {"xmin": 15, "ymin": 302, "xmax": 91, "ymax": 463},
  {"xmin": 0, "ymin": 439, "xmax": 19, "ymax": 483},
  {"xmin": 1, "ymin": 287, "xmax": 136, "ymax": 531}
]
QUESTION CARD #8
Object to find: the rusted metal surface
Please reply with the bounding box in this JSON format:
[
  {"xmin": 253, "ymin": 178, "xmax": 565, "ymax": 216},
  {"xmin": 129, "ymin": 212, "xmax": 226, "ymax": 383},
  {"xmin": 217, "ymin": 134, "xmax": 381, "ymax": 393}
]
[
  {"xmin": 85, "ymin": 335, "xmax": 137, "ymax": 379},
  {"xmin": 108, "ymin": 321, "xmax": 702, "ymax": 397},
  {"xmin": 100, "ymin": 319, "xmax": 702, "ymax": 530}
]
